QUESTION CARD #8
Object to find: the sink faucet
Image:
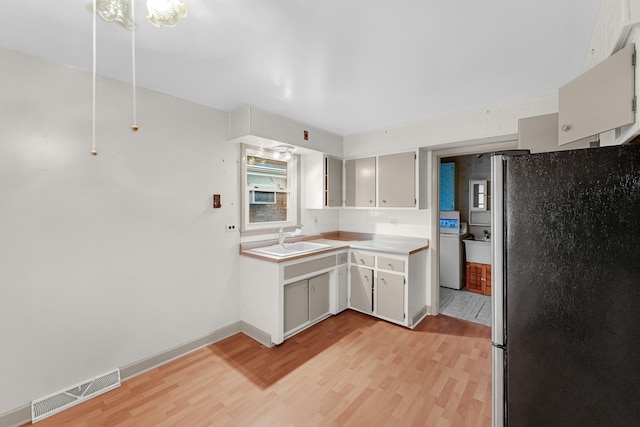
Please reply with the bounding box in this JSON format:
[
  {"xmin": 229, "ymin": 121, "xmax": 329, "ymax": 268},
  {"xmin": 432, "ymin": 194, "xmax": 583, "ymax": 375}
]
[{"xmin": 279, "ymin": 226, "xmax": 303, "ymax": 245}]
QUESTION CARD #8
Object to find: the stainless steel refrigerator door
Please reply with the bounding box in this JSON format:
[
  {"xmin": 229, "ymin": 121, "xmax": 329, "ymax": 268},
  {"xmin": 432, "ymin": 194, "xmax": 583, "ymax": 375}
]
[
  {"xmin": 503, "ymin": 145, "xmax": 640, "ymax": 426},
  {"xmin": 490, "ymin": 154, "xmax": 506, "ymax": 427},
  {"xmin": 492, "ymin": 346, "xmax": 505, "ymax": 427},
  {"xmin": 491, "ymin": 155, "xmax": 505, "ymax": 346}
]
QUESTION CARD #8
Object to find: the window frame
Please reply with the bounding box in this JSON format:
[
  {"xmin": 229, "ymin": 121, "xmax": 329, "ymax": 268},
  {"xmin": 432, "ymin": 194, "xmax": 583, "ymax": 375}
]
[{"xmin": 241, "ymin": 144, "xmax": 300, "ymax": 235}]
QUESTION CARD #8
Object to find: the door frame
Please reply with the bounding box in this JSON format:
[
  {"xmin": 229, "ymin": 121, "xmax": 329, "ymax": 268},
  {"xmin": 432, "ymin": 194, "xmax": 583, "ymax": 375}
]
[{"xmin": 428, "ymin": 136, "xmax": 517, "ymax": 315}]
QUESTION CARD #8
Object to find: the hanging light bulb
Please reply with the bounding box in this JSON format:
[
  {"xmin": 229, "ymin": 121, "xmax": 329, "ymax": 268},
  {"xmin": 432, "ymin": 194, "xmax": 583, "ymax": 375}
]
[
  {"xmin": 146, "ymin": 0, "xmax": 187, "ymax": 27},
  {"xmin": 96, "ymin": 0, "xmax": 135, "ymax": 29}
]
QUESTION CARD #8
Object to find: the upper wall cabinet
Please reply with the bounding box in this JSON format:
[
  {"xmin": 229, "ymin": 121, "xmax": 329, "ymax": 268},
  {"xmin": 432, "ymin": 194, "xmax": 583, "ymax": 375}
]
[
  {"xmin": 325, "ymin": 156, "xmax": 343, "ymax": 207},
  {"xmin": 345, "ymin": 157, "xmax": 376, "ymax": 207},
  {"xmin": 378, "ymin": 152, "xmax": 416, "ymax": 208},
  {"xmin": 304, "ymin": 152, "xmax": 343, "ymax": 209},
  {"xmin": 518, "ymin": 113, "xmax": 596, "ymax": 153},
  {"xmin": 345, "ymin": 151, "xmax": 419, "ymax": 209},
  {"xmin": 558, "ymin": 43, "xmax": 636, "ymax": 145}
]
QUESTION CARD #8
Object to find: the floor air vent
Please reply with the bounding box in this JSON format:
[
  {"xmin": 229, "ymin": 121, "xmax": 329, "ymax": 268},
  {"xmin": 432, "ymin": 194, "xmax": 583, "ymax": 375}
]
[{"xmin": 31, "ymin": 368, "xmax": 120, "ymax": 423}]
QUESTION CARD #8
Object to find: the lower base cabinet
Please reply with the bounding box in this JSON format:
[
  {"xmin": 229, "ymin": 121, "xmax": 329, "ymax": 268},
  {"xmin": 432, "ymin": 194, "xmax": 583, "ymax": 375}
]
[
  {"xmin": 336, "ymin": 264, "xmax": 349, "ymax": 312},
  {"xmin": 347, "ymin": 249, "xmax": 427, "ymax": 328},
  {"xmin": 466, "ymin": 262, "xmax": 492, "ymax": 296},
  {"xmin": 284, "ymin": 280, "xmax": 310, "ymax": 333},
  {"xmin": 376, "ymin": 271, "xmax": 405, "ymax": 323},
  {"xmin": 309, "ymin": 274, "xmax": 330, "ymax": 323},
  {"xmin": 350, "ymin": 266, "xmax": 374, "ymax": 314},
  {"xmin": 284, "ymin": 272, "xmax": 330, "ymax": 335}
]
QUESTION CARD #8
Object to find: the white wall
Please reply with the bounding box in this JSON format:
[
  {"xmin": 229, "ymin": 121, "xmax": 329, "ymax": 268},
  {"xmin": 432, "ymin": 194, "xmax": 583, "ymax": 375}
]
[
  {"xmin": 343, "ymin": 94, "xmax": 557, "ymax": 158},
  {"xmin": 341, "ymin": 94, "xmax": 556, "ymax": 238},
  {"xmin": 0, "ymin": 48, "xmax": 241, "ymax": 414}
]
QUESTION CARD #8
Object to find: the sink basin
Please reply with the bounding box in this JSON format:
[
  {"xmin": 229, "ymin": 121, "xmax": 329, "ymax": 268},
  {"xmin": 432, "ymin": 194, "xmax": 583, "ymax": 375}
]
[
  {"xmin": 252, "ymin": 241, "xmax": 332, "ymax": 257},
  {"xmin": 463, "ymin": 239, "xmax": 492, "ymax": 264}
]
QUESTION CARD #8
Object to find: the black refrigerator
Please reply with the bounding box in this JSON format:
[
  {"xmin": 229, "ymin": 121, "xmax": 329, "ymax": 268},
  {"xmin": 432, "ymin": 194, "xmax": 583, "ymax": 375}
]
[{"xmin": 491, "ymin": 145, "xmax": 640, "ymax": 427}]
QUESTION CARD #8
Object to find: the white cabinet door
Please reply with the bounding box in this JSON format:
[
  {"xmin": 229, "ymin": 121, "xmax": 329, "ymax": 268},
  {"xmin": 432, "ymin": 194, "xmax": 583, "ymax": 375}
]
[
  {"xmin": 350, "ymin": 266, "xmax": 373, "ymax": 314},
  {"xmin": 378, "ymin": 152, "xmax": 415, "ymax": 207},
  {"xmin": 309, "ymin": 273, "xmax": 330, "ymax": 322},
  {"xmin": 376, "ymin": 271, "xmax": 405, "ymax": 323},
  {"xmin": 336, "ymin": 264, "xmax": 349, "ymax": 312},
  {"xmin": 345, "ymin": 157, "xmax": 376, "ymax": 207},
  {"xmin": 284, "ymin": 280, "xmax": 309, "ymax": 333},
  {"xmin": 518, "ymin": 113, "xmax": 594, "ymax": 154},
  {"xmin": 325, "ymin": 156, "xmax": 343, "ymax": 207},
  {"xmin": 558, "ymin": 43, "xmax": 635, "ymax": 145}
]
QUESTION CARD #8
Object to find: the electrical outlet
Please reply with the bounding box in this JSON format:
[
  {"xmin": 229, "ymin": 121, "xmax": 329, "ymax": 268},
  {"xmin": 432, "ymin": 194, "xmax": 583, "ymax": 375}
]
[{"xmin": 226, "ymin": 224, "xmax": 237, "ymax": 232}]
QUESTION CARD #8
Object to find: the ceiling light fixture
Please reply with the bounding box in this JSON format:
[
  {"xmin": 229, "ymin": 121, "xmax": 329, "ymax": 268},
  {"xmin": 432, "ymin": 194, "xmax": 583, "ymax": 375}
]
[
  {"xmin": 96, "ymin": 0, "xmax": 135, "ymax": 29},
  {"xmin": 146, "ymin": 0, "xmax": 188, "ymax": 28},
  {"xmin": 95, "ymin": 0, "xmax": 187, "ymax": 29},
  {"xmin": 274, "ymin": 145, "xmax": 295, "ymax": 161},
  {"xmin": 90, "ymin": 0, "xmax": 187, "ymax": 156}
]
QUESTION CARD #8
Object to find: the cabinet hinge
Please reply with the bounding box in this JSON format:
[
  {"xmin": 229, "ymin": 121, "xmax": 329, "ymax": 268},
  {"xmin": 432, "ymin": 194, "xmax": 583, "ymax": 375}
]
[
  {"xmin": 633, "ymin": 96, "xmax": 637, "ymax": 113},
  {"xmin": 404, "ymin": 277, "xmax": 406, "ymax": 285},
  {"xmin": 414, "ymin": 153, "xmax": 417, "ymax": 160},
  {"xmin": 632, "ymin": 51, "xmax": 636, "ymax": 67}
]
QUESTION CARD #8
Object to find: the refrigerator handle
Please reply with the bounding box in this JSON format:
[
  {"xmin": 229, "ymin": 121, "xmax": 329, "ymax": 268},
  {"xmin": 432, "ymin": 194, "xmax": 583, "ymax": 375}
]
[{"xmin": 491, "ymin": 154, "xmax": 505, "ymax": 347}]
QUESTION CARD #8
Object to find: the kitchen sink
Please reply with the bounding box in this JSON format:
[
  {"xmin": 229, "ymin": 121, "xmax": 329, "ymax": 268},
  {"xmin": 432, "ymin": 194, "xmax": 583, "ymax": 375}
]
[
  {"xmin": 463, "ymin": 238, "xmax": 492, "ymax": 264},
  {"xmin": 252, "ymin": 241, "xmax": 332, "ymax": 257}
]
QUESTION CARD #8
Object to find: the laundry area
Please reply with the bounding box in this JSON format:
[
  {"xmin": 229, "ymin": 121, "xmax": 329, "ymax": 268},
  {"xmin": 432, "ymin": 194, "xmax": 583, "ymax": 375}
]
[{"xmin": 438, "ymin": 155, "xmax": 492, "ymax": 326}]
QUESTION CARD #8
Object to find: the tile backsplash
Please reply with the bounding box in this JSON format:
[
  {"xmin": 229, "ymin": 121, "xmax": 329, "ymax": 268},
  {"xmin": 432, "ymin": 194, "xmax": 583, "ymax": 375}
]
[{"xmin": 339, "ymin": 209, "xmax": 430, "ymax": 238}]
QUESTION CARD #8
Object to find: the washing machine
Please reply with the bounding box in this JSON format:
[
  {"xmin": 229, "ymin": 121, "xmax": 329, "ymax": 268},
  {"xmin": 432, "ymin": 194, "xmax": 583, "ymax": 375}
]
[{"xmin": 439, "ymin": 211, "xmax": 468, "ymax": 290}]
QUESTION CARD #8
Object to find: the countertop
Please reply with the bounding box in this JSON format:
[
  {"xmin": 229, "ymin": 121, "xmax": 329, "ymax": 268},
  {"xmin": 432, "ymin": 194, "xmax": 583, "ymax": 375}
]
[{"xmin": 240, "ymin": 232, "xmax": 429, "ymax": 263}]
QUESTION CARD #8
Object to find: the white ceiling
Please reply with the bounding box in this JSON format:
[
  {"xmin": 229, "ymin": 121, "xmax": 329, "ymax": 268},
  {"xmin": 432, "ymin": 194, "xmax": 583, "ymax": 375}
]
[{"xmin": 0, "ymin": 0, "xmax": 601, "ymax": 136}]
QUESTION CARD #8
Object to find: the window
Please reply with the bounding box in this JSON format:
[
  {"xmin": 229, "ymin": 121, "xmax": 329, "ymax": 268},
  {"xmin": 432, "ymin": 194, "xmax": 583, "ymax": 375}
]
[{"xmin": 242, "ymin": 145, "xmax": 299, "ymax": 233}]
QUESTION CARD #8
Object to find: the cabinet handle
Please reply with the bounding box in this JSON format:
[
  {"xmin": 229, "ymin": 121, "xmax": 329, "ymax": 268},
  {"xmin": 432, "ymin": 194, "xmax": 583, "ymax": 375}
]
[
  {"xmin": 383, "ymin": 200, "xmax": 387, "ymax": 203},
  {"xmin": 369, "ymin": 200, "xmax": 373, "ymax": 203},
  {"xmin": 388, "ymin": 263, "xmax": 394, "ymax": 269},
  {"xmin": 380, "ymin": 278, "xmax": 386, "ymax": 283},
  {"xmin": 561, "ymin": 124, "xmax": 571, "ymax": 132},
  {"xmin": 359, "ymin": 258, "xmax": 365, "ymax": 264}
]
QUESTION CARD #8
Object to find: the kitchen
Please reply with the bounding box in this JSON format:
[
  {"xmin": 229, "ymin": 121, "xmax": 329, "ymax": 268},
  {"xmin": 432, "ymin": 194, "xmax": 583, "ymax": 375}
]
[{"xmin": 2, "ymin": 1, "xmax": 639, "ymax": 426}]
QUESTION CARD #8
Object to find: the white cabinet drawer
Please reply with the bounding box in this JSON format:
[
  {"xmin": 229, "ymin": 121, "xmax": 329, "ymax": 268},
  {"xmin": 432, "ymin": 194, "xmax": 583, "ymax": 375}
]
[
  {"xmin": 377, "ymin": 256, "xmax": 405, "ymax": 273},
  {"xmin": 337, "ymin": 252, "xmax": 348, "ymax": 265},
  {"xmin": 351, "ymin": 251, "xmax": 375, "ymax": 267},
  {"xmin": 284, "ymin": 255, "xmax": 336, "ymax": 281}
]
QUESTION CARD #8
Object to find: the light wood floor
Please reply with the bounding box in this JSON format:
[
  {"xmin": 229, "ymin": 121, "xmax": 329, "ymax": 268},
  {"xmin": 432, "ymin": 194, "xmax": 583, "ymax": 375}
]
[{"xmin": 26, "ymin": 311, "xmax": 492, "ymax": 426}]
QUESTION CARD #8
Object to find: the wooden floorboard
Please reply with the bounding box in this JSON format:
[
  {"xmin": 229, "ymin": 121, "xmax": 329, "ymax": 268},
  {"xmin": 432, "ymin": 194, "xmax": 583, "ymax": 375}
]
[{"xmin": 25, "ymin": 311, "xmax": 492, "ymax": 426}]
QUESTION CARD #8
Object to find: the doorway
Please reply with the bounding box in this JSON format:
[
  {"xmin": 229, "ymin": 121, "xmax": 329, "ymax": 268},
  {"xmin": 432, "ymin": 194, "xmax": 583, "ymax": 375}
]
[
  {"xmin": 438, "ymin": 153, "xmax": 491, "ymax": 325},
  {"xmin": 428, "ymin": 138, "xmax": 517, "ymax": 325}
]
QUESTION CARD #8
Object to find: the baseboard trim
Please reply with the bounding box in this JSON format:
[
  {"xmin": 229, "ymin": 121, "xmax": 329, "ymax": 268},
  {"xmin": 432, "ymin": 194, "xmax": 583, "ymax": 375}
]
[
  {"xmin": 239, "ymin": 321, "xmax": 274, "ymax": 348},
  {"xmin": 0, "ymin": 321, "xmax": 244, "ymax": 427},
  {"xmin": 120, "ymin": 321, "xmax": 243, "ymax": 381},
  {"xmin": 410, "ymin": 305, "xmax": 429, "ymax": 328},
  {"xmin": 0, "ymin": 404, "xmax": 30, "ymax": 427}
]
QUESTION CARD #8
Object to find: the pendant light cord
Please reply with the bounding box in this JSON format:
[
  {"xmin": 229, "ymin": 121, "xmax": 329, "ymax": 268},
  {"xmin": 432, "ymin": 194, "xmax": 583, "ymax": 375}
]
[
  {"xmin": 131, "ymin": 0, "xmax": 138, "ymax": 130},
  {"xmin": 92, "ymin": 0, "xmax": 97, "ymax": 155}
]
